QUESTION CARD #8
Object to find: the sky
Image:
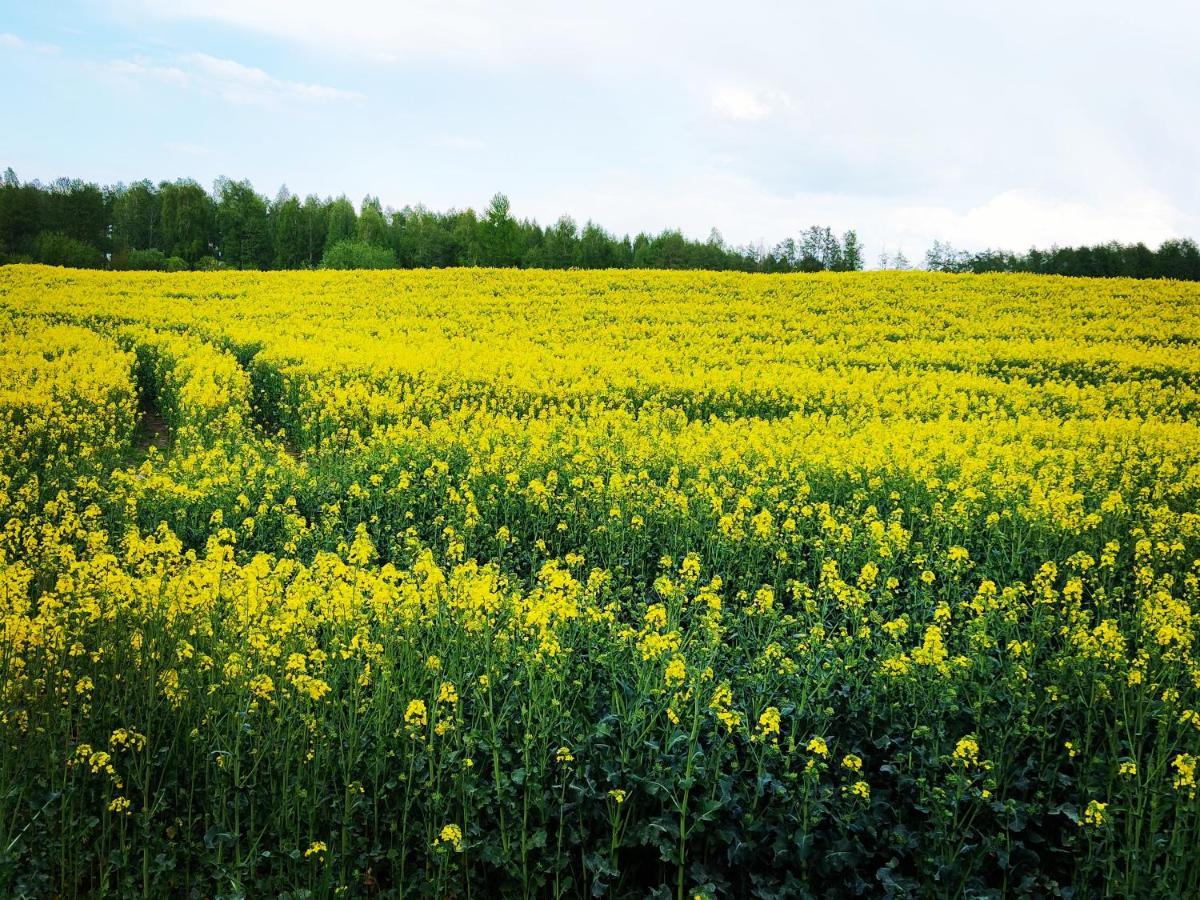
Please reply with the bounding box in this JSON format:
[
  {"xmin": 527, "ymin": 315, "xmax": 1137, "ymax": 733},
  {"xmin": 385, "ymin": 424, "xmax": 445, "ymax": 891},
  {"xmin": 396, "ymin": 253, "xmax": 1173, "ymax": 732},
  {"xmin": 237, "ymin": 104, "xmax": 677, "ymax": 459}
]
[{"xmin": 2, "ymin": 0, "xmax": 1199, "ymax": 263}]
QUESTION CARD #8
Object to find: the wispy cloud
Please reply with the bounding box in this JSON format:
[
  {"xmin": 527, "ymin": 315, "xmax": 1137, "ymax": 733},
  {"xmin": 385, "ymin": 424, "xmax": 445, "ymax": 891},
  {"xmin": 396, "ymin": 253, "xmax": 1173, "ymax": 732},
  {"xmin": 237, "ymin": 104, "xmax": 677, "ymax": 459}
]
[
  {"xmin": 110, "ymin": 52, "xmax": 362, "ymax": 105},
  {"xmin": 0, "ymin": 32, "xmax": 60, "ymax": 54},
  {"xmin": 163, "ymin": 140, "xmax": 213, "ymax": 156},
  {"xmin": 107, "ymin": 0, "xmax": 639, "ymax": 68},
  {"xmin": 429, "ymin": 135, "xmax": 486, "ymax": 153}
]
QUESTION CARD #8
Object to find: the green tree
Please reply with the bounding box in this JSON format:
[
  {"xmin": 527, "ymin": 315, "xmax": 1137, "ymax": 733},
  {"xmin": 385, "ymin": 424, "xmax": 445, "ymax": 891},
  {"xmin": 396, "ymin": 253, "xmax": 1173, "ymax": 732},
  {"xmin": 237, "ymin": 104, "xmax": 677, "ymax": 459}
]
[
  {"xmin": 769, "ymin": 238, "xmax": 798, "ymax": 272},
  {"xmin": 271, "ymin": 187, "xmax": 307, "ymax": 269},
  {"xmin": 448, "ymin": 208, "xmax": 481, "ymax": 266},
  {"xmin": 799, "ymin": 226, "xmax": 842, "ymax": 271},
  {"xmin": 215, "ymin": 177, "xmax": 272, "ymax": 269},
  {"xmin": 579, "ymin": 222, "xmax": 619, "ymax": 268},
  {"xmin": 112, "ymin": 180, "xmax": 161, "ymax": 252},
  {"xmin": 840, "ymin": 230, "xmax": 864, "ymax": 271},
  {"xmin": 539, "ymin": 215, "xmax": 579, "ymax": 268},
  {"xmin": 0, "ymin": 169, "xmax": 42, "ymax": 258},
  {"xmin": 477, "ymin": 193, "xmax": 521, "ymax": 266},
  {"xmin": 35, "ymin": 231, "xmax": 104, "ymax": 268},
  {"xmin": 125, "ymin": 248, "xmax": 168, "ymax": 270},
  {"xmin": 325, "ymin": 196, "xmax": 358, "ymax": 251},
  {"xmin": 40, "ymin": 178, "xmax": 108, "ymax": 251},
  {"xmin": 160, "ymin": 180, "xmax": 214, "ymax": 263},
  {"xmin": 394, "ymin": 205, "xmax": 459, "ymax": 267},
  {"xmin": 357, "ymin": 196, "xmax": 390, "ymax": 247},
  {"xmin": 322, "ymin": 238, "xmax": 396, "ymax": 269},
  {"xmin": 301, "ymin": 196, "xmax": 329, "ymax": 267}
]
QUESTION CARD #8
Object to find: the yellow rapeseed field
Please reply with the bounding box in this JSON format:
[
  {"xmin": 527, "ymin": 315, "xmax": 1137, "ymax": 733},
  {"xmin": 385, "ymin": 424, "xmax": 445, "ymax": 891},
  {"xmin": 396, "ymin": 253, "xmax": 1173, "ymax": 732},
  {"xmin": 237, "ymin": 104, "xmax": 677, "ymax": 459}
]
[{"xmin": 1, "ymin": 264, "xmax": 1198, "ymax": 897}]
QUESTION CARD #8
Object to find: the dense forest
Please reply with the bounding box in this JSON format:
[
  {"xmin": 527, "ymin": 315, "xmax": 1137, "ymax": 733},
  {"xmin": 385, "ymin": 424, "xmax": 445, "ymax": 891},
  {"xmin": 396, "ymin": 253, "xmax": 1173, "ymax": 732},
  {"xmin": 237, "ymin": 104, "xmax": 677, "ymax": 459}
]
[{"xmin": 2, "ymin": 169, "xmax": 1198, "ymax": 278}]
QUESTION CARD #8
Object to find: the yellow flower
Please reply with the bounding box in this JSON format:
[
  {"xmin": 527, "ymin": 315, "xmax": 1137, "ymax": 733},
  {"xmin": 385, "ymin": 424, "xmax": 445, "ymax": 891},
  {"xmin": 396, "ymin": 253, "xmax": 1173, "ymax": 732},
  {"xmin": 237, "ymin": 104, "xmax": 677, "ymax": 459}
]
[
  {"xmin": 806, "ymin": 737, "xmax": 829, "ymax": 757},
  {"xmin": 347, "ymin": 523, "xmax": 377, "ymax": 565},
  {"xmin": 858, "ymin": 561, "xmax": 879, "ymax": 588},
  {"xmin": 952, "ymin": 736, "xmax": 980, "ymax": 768},
  {"xmin": 911, "ymin": 626, "xmax": 948, "ymax": 670},
  {"xmin": 709, "ymin": 683, "xmax": 741, "ymax": 731},
  {"xmin": 437, "ymin": 681, "xmax": 458, "ymax": 704},
  {"xmin": 1118, "ymin": 760, "xmax": 1137, "ymax": 778},
  {"xmin": 664, "ymin": 655, "xmax": 687, "ymax": 687},
  {"xmin": 753, "ymin": 585, "xmax": 774, "ymax": 613},
  {"xmin": 404, "ymin": 699, "xmax": 428, "ymax": 730},
  {"xmin": 1082, "ymin": 800, "xmax": 1107, "ymax": 828},
  {"xmin": 436, "ymin": 824, "xmax": 463, "ymax": 852},
  {"xmin": 248, "ymin": 674, "xmax": 275, "ymax": 701},
  {"xmin": 555, "ymin": 746, "xmax": 574, "ymax": 764},
  {"xmin": 756, "ymin": 706, "xmax": 781, "ymax": 740},
  {"xmin": 608, "ymin": 789, "xmax": 627, "ymax": 804},
  {"xmin": 301, "ymin": 677, "xmax": 330, "ymax": 702},
  {"xmin": 305, "ymin": 841, "xmax": 328, "ymax": 858},
  {"xmin": 1172, "ymin": 754, "xmax": 1197, "ymax": 797},
  {"xmin": 109, "ymin": 728, "xmax": 147, "ymax": 752},
  {"xmin": 846, "ymin": 780, "xmax": 870, "ymax": 800},
  {"xmin": 842, "ymin": 754, "xmax": 863, "ymax": 772},
  {"xmin": 882, "ymin": 616, "xmax": 908, "ymax": 639}
]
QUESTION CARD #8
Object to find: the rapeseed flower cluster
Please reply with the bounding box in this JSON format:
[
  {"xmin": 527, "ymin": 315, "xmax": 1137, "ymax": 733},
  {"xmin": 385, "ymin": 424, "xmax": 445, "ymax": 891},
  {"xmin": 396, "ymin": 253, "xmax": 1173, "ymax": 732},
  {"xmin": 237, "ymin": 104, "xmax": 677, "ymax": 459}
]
[{"xmin": 1, "ymin": 265, "xmax": 1198, "ymax": 897}]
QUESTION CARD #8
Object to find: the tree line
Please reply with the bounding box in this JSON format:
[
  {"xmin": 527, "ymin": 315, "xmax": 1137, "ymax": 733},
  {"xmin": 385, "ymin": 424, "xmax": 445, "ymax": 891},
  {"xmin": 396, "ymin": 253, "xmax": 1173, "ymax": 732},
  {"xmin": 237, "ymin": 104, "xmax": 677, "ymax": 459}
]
[
  {"xmin": 925, "ymin": 238, "xmax": 1200, "ymax": 280},
  {"xmin": 3, "ymin": 169, "xmax": 1198, "ymax": 279},
  {"xmin": 0, "ymin": 169, "xmax": 863, "ymax": 274}
]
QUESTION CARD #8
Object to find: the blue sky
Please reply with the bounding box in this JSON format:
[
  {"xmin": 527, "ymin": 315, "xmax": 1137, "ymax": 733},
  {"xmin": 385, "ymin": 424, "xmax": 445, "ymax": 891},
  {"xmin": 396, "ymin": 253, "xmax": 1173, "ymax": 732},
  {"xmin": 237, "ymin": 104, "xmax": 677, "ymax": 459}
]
[{"xmin": 3, "ymin": 0, "xmax": 1198, "ymax": 261}]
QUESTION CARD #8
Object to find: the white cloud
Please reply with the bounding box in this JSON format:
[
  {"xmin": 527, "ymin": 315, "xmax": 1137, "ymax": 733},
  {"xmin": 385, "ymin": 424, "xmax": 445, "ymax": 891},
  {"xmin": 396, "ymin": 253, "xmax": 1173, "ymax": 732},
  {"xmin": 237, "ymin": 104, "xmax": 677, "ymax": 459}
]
[
  {"xmin": 923, "ymin": 190, "xmax": 1184, "ymax": 252},
  {"xmin": 109, "ymin": 52, "xmax": 361, "ymax": 105},
  {"xmin": 82, "ymin": 1, "xmax": 1200, "ymax": 255},
  {"xmin": 108, "ymin": 0, "xmax": 633, "ymax": 67},
  {"xmin": 110, "ymin": 58, "xmax": 190, "ymax": 87},
  {"xmin": 710, "ymin": 87, "xmax": 789, "ymax": 123},
  {"xmin": 0, "ymin": 32, "xmax": 60, "ymax": 54},
  {"xmin": 521, "ymin": 168, "xmax": 1193, "ymax": 266}
]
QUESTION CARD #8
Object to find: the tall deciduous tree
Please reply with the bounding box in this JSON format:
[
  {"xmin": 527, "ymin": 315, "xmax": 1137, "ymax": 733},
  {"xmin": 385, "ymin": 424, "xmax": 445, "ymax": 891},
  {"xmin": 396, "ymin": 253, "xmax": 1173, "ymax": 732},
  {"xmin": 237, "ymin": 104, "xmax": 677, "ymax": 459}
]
[
  {"xmin": 357, "ymin": 196, "xmax": 389, "ymax": 247},
  {"xmin": 840, "ymin": 230, "xmax": 864, "ymax": 271},
  {"xmin": 0, "ymin": 168, "xmax": 43, "ymax": 258},
  {"xmin": 215, "ymin": 178, "xmax": 272, "ymax": 269},
  {"xmin": 325, "ymin": 197, "xmax": 357, "ymax": 251},
  {"xmin": 112, "ymin": 180, "xmax": 161, "ymax": 252},
  {"xmin": 272, "ymin": 187, "xmax": 308, "ymax": 269},
  {"xmin": 301, "ymin": 196, "xmax": 329, "ymax": 267},
  {"xmin": 160, "ymin": 180, "xmax": 214, "ymax": 263},
  {"xmin": 540, "ymin": 215, "xmax": 578, "ymax": 268}
]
